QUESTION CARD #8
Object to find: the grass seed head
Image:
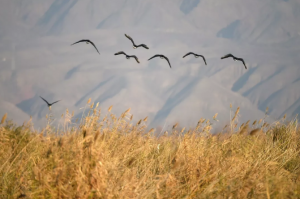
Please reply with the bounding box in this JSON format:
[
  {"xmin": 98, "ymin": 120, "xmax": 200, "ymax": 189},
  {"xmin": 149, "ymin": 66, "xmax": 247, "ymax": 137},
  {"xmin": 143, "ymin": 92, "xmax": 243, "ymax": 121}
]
[
  {"xmin": 240, "ymin": 123, "xmax": 245, "ymax": 129},
  {"xmin": 213, "ymin": 113, "xmax": 218, "ymax": 120},
  {"xmin": 87, "ymin": 98, "xmax": 91, "ymax": 104},
  {"xmin": 137, "ymin": 119, "xmax": 142, "ymax": 126},
  {"xmin": 231, "ymin": 107, "xmax": 240, "ymax": 122},
  {"xmin": 173, "ymin": 123, "xmax": 179, "ymax": 129},
  {"xmin": 1, "ymin": 113, "xmax": 7, "ymax": 125},
  {"xmin": 239, "ymin": 124, "xmax": 249, "ymax": 135},
  {"xmin": 90, "ymin": 102, "xmax": 94, "ymax": 109},
  {"xmin": 148, "ymin": 128, "xmax": 155, "ymax": 133},
  {"xmin": 125, "ymin": 108, "xmax": 131, "ymax": 115},
  {"xmin": 143, "ymin": 116, "xmax": 148, "ymax": 122},
  {"xmin": 265, "ymin": 107, "xmax": 269, "ymax": 114}
]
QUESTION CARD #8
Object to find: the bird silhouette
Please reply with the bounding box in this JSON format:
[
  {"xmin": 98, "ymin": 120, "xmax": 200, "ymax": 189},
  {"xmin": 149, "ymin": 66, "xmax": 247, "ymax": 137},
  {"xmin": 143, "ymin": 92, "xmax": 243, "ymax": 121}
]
[
  {"xmin": 148, "ymin": 54, "xmax": 172, "ymax": 68},
  {"xmin": 71, "ymin": 39, "xmax": 100, "ymax": 54},
  {"xmin": 125, "ymin": 34, "xmax": 149, "ymax": 49},
  {"xmin": 183, "ymin": 52, "xmax": 207, "ymax": 65},
  {"xmin": 221, "ymin": 54, "xmax": 247, "ymax": 69},
  {"xmin": 114, "ymin": 51, "xmax": 140, "ymax": 63},
  {"xmin": 40, "ymin": 96, "xmax": 61, "ymax": 110}
]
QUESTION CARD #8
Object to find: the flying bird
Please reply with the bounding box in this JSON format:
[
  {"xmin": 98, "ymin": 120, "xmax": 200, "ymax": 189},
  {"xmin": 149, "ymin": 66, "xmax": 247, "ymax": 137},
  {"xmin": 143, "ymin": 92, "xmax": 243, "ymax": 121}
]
[
  {"xmin": 114, "ymin": 51, "xmax": 140, "ymax": 63},
  {"xmin": 148, "ymin": 54, "xmax": 172, "ymax": 68},
  {"xmin": 125, "ymin": 34, "xmax": 149, "ymax": 49},
  {"xmin": 40, "ymin": 96, "xmax": 61, "ymax": 110},
  {"xmin": 183, "ymin": 52, "xmax": 207, "ymax": 65},
  {"xmin": 71, "ymin": 39, "xmax": 100, "ymax": 54},
  {"xmin": 221, "ymin": 54, "xmax": 247, "ymax": 69}
]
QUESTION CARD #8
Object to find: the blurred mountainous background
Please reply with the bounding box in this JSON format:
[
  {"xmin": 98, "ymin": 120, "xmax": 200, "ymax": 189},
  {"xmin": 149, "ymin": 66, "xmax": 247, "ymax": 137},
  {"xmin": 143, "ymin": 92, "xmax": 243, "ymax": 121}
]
[{"xmin": 0, "ymin": 0, "xmax": 300, "ymax": 130}]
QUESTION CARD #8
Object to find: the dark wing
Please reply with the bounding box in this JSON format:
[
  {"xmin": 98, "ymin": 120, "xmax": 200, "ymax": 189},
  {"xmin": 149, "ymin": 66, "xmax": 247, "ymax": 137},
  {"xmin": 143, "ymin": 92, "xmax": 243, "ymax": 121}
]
[
  {"xmin": 125, "ymin": 34, "xmax": 135, "ymax": 46},
  {"xmin": 182, "ymin": 52, "xmax": 195, "ymax": 58},
  {"xmin": 88, "ymin": 40, "xmax": 100, "ymax": 54},
  {"xmin": 221, "ymin": 54, "xmax": 234, "ymax": 59},
  {"xmin": 130, "ymin": 55, "xmax": 140, "ymax": 63},
  {"xmin": 50, "ymin": 100, "xmax": 61, "ymax": 106},
  {"xmin": 71, "ymin": 39, "xmax": 89, "ymax": 46},
  {"xmin": 136, "ymin": 44, "xmax": 149, "ymax": 49},
  {"xmin": 114, "ymin": 51, "xmax": 127, "ymax": 56},
  {"xmin": 199, "ymin": 55, "xmax": 207, "ymax": 65},
  {"xmin": 148, "ymin": 54, "xmax": 161, "ymax": 61},
  {"xmin": 40, "ymin": 96, "xmax": 50, "ymax": 106},
  {"xmin": 162, "ymin": 55, "xmax": 172, "ymax": 68},
  {"xmin": 238, "ymin": 58, "xmax": 247, "ymax": 69}
]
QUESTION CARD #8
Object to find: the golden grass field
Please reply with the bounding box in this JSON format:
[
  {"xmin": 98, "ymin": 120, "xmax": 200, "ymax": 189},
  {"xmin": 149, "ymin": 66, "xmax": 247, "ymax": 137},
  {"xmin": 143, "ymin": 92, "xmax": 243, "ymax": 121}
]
[{"xmin": 1, "ymin": 99, "xmax": 300, "ymax": 198}]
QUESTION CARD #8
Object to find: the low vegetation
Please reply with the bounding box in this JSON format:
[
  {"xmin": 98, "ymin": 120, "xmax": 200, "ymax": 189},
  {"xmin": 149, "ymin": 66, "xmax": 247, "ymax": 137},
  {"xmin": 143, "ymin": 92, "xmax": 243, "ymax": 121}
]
[{"xmin": 1, "ymin": 100, "xmax": 300, "ymax": 198}]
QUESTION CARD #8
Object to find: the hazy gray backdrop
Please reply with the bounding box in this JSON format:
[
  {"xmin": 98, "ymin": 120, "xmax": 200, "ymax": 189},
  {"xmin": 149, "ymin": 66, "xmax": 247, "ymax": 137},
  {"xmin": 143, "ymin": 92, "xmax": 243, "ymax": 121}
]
[{"xmin": 0, "ymin": 0, "xmax": 300, "ymax": 130}]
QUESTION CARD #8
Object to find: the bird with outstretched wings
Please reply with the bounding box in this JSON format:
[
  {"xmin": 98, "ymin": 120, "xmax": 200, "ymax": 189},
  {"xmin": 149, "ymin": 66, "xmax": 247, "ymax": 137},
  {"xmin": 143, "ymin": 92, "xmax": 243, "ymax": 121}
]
[
  {"xmin": 71, "ymin": 39, "xmax": 100, "ymax": 54},
  {"xmin": 148, "ymin": 54, "xmax": 172, "ymax": 68}
]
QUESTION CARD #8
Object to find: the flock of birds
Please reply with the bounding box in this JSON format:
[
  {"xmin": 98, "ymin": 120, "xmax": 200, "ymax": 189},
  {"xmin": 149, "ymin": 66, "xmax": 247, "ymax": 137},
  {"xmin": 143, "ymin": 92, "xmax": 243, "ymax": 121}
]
[{"xmin": 40, "ymin": 33, "xmax": 248, "ymax": 108}]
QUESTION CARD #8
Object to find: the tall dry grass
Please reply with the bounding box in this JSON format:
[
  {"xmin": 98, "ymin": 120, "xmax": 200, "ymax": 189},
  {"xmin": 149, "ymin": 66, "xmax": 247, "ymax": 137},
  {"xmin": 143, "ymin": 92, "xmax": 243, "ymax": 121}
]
[{"xmin": 1, "ymin": 101, "xmax": 300, "ymax": 198}]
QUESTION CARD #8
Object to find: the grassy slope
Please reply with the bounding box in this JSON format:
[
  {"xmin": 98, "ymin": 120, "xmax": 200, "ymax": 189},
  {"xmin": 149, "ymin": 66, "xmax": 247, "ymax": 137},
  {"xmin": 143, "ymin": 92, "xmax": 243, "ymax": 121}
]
[{"xmin": 1, "ymin": 101, "xmax": 300, "ymax": 198}]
